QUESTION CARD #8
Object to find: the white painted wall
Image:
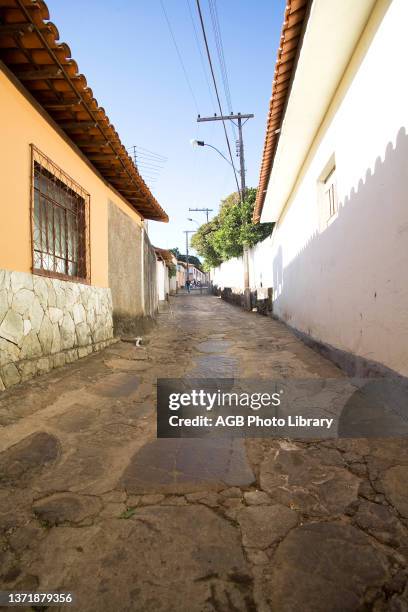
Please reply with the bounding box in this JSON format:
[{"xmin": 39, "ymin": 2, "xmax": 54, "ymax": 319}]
[
  {"xmin": 211, "ymin": 236, "xmax": 275, "ymax": 292},
  {"xmin": 248, "ymin": 236, "xmax": 274, "ymax": 290},
  {"xmin": 262, "ymin": 0, "xmax": 377, "ymax": 221},
  {"xmin": 156, "ymin": 260, "xmax": 168, "ymax": 302},
  {"xmin": 261, "ymin": 0, "xmax": 408, "ymax": 376},
  {"xmin": 212, "ymin": 1, "xmax": 408, "ymax": 377},
  {"xmin": 211, "ymin": 256, "xmax": 244, "ymax": 291}
]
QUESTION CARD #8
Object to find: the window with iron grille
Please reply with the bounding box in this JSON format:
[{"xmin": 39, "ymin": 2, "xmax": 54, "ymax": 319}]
[{"xmin": 31, "ymin": 146, "xmax": 90, "ymax": 282}]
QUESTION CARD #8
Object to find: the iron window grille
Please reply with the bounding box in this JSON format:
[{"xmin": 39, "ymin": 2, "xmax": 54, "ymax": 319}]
[{"xmin": 31, "ymin": 145, "xmax": 91, "ymax": 283}]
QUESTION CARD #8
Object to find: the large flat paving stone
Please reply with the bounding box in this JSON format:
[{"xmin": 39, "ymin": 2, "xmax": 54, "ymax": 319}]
[
  {"xmin": 33, "ymin": 506, "xmax": 254, "ymax": 611},
  {"xmin": 91, "ymin": 373, "xmax": 140, "ymax": 397},
  {"xmin": 33, "ymin": 493, "xmax": 102, "ymax": 526},
  {"xmin": 120, "ymin": 438, "xmax": 255, "ymax": 494},
  {"xmin": 0, "ymin": 432, "xmax": 60, "ymax": 487},
  {"xmin": 263, "ymin": 523, "xmax": 389, "ymax": 611},
  {"xmin": 380, "ymin": 465, "xmax": 408, "ymax": 518},
  {"xmin": 196, "ymin": 339, "xmax": 231, "ymax": 353},
  {"xmin": 237, "ymin": 504, "xmax": 298, "ymax": 549},
  {"xmin": 189, "ymin": 354, "xmax": 238, "ymax": 378}
]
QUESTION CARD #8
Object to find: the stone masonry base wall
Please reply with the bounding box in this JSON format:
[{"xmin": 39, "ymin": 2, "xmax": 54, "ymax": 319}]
[
  {"xmin": 0, "ymin": 270, "xmax": 114, "ymax": 390},
  {"xmin": 213, "ymin": 285, "xmax": 273, "ymax": 315}
]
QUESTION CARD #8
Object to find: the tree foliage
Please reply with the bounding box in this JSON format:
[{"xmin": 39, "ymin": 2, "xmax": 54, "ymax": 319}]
[
  {"xmin": 170, "ymin": 249, "xmax": 203, "ymax": 271},
  {"xmin": 190, "ymin": 188, "xmax": 274, "ymax": 270},
  {"xmin": 168, "ymin": 263, "xmax": 177, "ymax": 278}
]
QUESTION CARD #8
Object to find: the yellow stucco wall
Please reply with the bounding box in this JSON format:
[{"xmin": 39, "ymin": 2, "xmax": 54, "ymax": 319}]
[{"xmin": 0, "ymin": 66, "xmax": 143, "ymax": 288}]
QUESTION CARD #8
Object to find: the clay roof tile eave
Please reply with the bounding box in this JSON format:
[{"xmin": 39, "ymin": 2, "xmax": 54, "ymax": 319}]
[
  {"xmin": 253, "ymin": 0, "xmax": 310, "ymax": 224},
  {"xmin": 0, "ymin": 0, "xmax": 168, "ymax": 223}
]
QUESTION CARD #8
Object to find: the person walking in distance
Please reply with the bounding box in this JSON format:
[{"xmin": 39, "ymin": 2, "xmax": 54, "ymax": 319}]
[{"xmin": 186, "ymin": 279, "xmax": 191, "ymax": 293}]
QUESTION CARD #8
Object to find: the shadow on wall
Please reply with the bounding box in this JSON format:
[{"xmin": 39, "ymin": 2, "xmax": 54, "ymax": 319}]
[
  {"xmin": 273, "ymin": 126, "xmax": 408, "ymax": 377},
  {"xmin": 272, "ymin": 245, "xmax": 283, "ymax": 299}
]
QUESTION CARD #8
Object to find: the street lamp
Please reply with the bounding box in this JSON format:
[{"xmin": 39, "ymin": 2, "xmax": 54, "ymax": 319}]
[
  {"xmin": 188, "ymin": 217, "xmax": 200, "ymax": 228},
  {"xmin": 190, "ymin": 139, "xmax": 240, "ymax": 174}
]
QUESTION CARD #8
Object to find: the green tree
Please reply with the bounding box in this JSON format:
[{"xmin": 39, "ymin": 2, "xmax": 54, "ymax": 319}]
[
  {"xmin": 170, "ymin": 249, "xmax": 203, "ymax": 271},
  {"xmin": 189, "ymin": 219, "xmax": 222, "ymax": 270},
  {"xmin": 168, "ymin": 263, "xmax": 176, "ymax": 278},
  {"xmin": 191, "ymin": 188, "xmax": 274, "ymax": 269},
  {"xmin": 170, "ymin": 247, "xmax": 181, "ymax": 259}
]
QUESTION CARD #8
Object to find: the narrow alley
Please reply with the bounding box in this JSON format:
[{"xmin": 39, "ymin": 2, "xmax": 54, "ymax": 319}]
[{"xmin": 0, "ymin": 293, "xmax": 407, "ymax": 611}]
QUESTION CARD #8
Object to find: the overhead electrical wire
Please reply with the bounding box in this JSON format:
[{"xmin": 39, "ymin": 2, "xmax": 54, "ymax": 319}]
[
  {"xmin": 208, "ymin": 0, "xmax": 237, "ymax": 141},
  {"xmin": 135, "ymin": 159, "xmax": 165, "ymax": 169},
  {"xmin": 136, "ymin": 164, "xmax": 161, "ymax": 171},
  {"xmin": 135, "ymin": 160, "xmax": 163, "ymax": 169},
  {"xmin": 132, "ymin": 145, "xmax": 168, "ymax": 161},
  {"xmin": 195, "ymin": 0, "xmax": 241, "ymax": 196},
  {"xmin": 137, "ymin": 153, "xmax": 164, "ymax": 160},
  {"xmin": 160, "ymin": 0, "xmax": 200, "ymax": 115},
  {"xmin": 186, "ymin": 0, "xmax": 217, "ymax": 113},
  {"xmin": 127, "ymin": 145, "xmax": 167, "ymax": 190},
  {"xmin": 209, "ymin": 0, "xmax": 231, "ymax": 109}
]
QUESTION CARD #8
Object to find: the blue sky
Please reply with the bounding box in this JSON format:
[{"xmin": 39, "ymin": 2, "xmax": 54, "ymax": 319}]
[{"xmin": 46, "ymin": 0, "xmax": 286, "ymax": 255}]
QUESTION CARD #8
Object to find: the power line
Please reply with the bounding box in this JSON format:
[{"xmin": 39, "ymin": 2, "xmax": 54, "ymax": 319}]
[
  {"xmin": 135, "ymin": 161, "xmax": 163, "ymax": 170},
  {"xmin": 186, "ymin": 0, "xmax": 217, "ymax": 113},
  {"xmin": 195, "ymin": 0, "xmax": 241, "ymax": 196},
  {"xmin": 208, "ymin": 0, "xmax": 237, "ymax": 141},
  {"xmin": 208, "ymin": 1, "xmax": 231, "ymax": 112},
  {"xmin": 132, "ymin": 151, "xmax": 164, "ymax": 159},
  {"xmin": 132, "ymin": 145, "xmax": 168, "ymax": 160},
  {"xmin": 160, "ymin": 0, "xmax": 200, "ymax": 114},
  {"xmin": 128, "ymin": 145, "xmax": 167, "ymax": 189},
  {"xmin": 135, "ymin": 157, "xmax": 166, "ymax": 167},
  {"xmin": 139, "ymin": 164, "xmax": 159, "ymax": 169},
  {"xmin": 136, "ymin": 156, "xmax": 166, "ymax": 165}
]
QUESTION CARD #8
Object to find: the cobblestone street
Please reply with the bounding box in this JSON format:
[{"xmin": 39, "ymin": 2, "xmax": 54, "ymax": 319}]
[{"xmin": 0, "ymin": 293, "xmax": 407, "ymax": 611}]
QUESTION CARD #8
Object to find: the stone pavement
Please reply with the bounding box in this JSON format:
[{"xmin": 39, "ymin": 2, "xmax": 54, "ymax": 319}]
[{"xmin": 0, "ymin": 293, "xmax": 407, "ymax": 611}]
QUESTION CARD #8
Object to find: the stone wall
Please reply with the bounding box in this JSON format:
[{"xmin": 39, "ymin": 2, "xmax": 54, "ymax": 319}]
[
  {"xmin": 213, "ymin": 285, "xmax": 273, "ymax": 315},
  {"xmin": 0, "ymin": 269, "xmax": 114, "ymax": 390}
]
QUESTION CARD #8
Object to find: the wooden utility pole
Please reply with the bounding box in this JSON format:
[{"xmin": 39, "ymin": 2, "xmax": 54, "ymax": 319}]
[
  {"xmin": 183, "ymin": 230, "xmax": 195, "ymax": 286},
  {"xmin": 197, "ymin": 112, "xmax": 254, "ymax": 309},
  {"xmin": 189, "ymin": 207, "xmax": 213, "ymax": 223},
  {"xmin": 197, "ymin": 112, "xmax": 253, "ymax": 197}
]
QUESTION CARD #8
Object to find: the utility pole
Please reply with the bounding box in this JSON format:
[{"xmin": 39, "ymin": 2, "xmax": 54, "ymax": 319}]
[
  {"xmin": 183, "ymin": 230, "xmax": 195, "ymax": 287},
  {"xmin": 197, "ymin": 112, "xmax": 253, "ymax": 197},
  {"xmin": 197, "ymin": 112, "xmax": 254, "ymax": 309},
  {"xmin": 237, "ymin": 115, "xmax": 247, "ymax": 193},
  {"xmin": 189, "ymin": 207, "xmax": 213, "ymax": 223}
]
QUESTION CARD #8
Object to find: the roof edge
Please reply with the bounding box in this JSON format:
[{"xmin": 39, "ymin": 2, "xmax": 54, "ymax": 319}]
[
  {"xmin": 0, "ymin": 0, "xmax": 168, "ymax": 223},
  {"xmin": 253, "ymin": 0, "xmax": 311, "ymax": 223}
]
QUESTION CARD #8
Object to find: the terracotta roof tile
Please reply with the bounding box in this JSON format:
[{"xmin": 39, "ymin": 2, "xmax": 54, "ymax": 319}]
[
  {"xmin": 0, "ymin": 0, "xmax": 168, "ymax": 222},
  {"xmin": 154, "ymin": 247, "xmax": 174, "ymax": 266},
  {"xmin": 253, "ymin": 0, "xmax": 310, "ymax": 223}
]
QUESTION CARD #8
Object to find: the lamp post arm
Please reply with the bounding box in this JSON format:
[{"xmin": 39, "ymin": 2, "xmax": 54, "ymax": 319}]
[{"xmin": 204, "ymin": 143, "xmax": 241, "ymax": 175}]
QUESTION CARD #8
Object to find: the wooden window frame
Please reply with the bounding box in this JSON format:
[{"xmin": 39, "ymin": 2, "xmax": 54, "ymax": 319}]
[
  {"xmin": 323, "ymin": 166, "xmax": 338, "ymax": 223},
  {"xmin": 30, "ymin": 145, "xmax": 91, "ymax": 284},
  {"xmin": 318, "ymin": 156, "xmax": 339, "ymax": 231}
]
